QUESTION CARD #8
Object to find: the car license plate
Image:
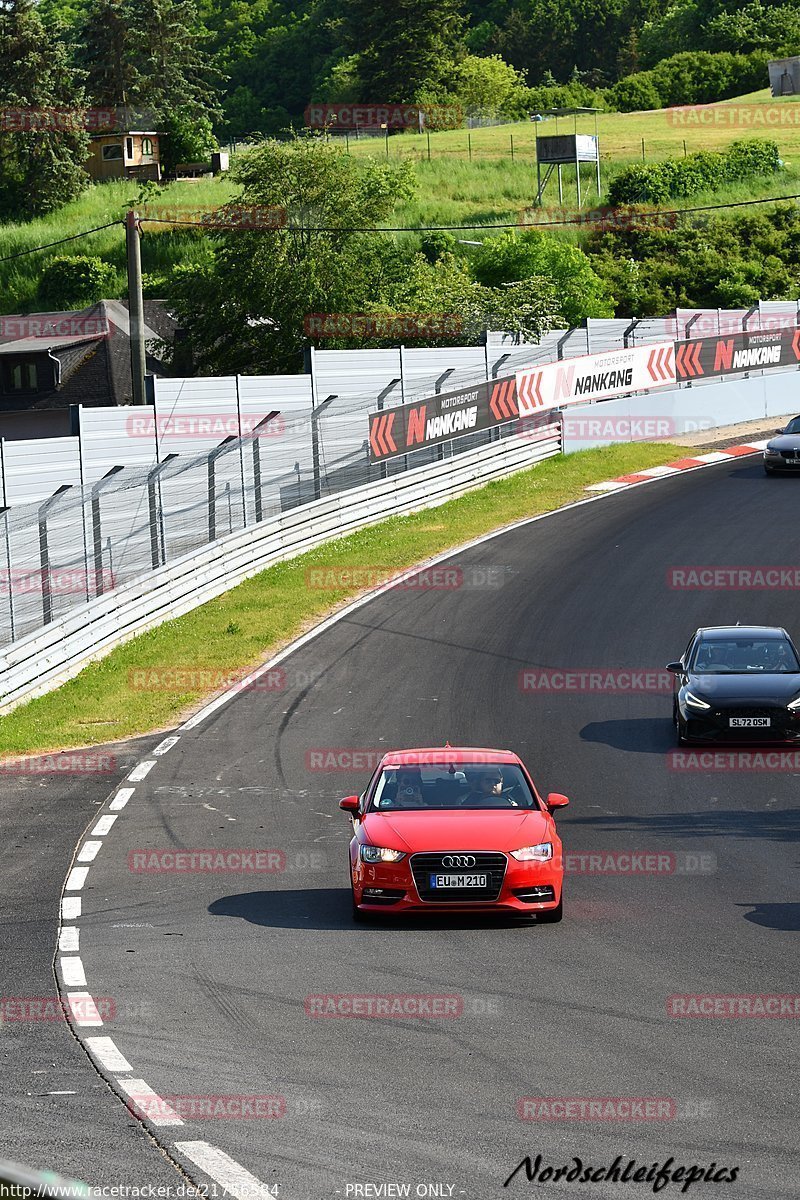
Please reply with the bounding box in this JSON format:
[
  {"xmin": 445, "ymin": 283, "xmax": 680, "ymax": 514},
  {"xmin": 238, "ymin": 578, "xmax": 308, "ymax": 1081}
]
[
  {"xmin": 430, "ymin": 873, "xmax": 488, "ymax": 888},
  {"xmin": 730, "ymin": 717, "xmax": 770, "ymax": 727}
]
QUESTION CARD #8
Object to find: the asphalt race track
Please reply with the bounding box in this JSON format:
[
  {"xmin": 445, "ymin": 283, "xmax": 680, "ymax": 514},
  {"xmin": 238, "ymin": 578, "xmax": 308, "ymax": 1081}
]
[{"xmin": 2, "ymin": 454, "xmax": 798, "ymax": 1199}]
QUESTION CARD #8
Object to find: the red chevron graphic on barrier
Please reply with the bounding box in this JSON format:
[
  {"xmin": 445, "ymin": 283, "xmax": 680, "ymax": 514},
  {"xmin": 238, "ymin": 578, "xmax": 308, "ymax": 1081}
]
[
  {"xmin": 517, "ymin": 371, "xmax": 544, "ymax": 409},
  {"xmin": 490, "ymin": 378, "xmax": 518, "ymax": 420},
  {"xmin": 647, "ymin": 345, "xmax": 673, "ymax": 382},
  {"xmin": 369, "ymin": 412, "xmax": 397, "ymax": 459},
  {"xmin": 676, "ymin": 341, "xmax": 703, "ymax": 378}
]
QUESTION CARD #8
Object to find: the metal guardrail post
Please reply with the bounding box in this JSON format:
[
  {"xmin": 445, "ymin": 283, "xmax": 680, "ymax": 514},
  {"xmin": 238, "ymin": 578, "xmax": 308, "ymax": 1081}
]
[
  {"xmin": 623, "ymin": 318, "xmax": 639, "ymax": 348},
  {"xmin": 434, "ymin": 369, "xmax": 455, "ymax": 460},
  {"xmin": 208, "ymin": 436, "xmax": 237, "ymax": 542},
  {"xmin": 1, "ymin": 507, "xmax": 14, "ymax": 643},
  {"xmin": 37, "ymin": 485, "xmax": 72, "ymax": 626},
  {"xmin": 249, "ymin": 412, "xmax": 280, "ymax": 523},
  {"xmin": 147, "ymin": 454, "xmax": 177, "ymax": 569},
  {"xmin": 90, "ymin": 466, "xmax": 124, "ymax": 597},
  {"xmin": 375, "ymin": 379, "xmax": 400, "ymax": 482},
  {"xmin": 311, "ymin": 396, "xmax": 337, "ymax": 501}
]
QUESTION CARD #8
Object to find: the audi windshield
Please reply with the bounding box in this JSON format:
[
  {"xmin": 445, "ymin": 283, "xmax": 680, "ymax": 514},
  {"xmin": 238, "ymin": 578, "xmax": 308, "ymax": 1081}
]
[
  {"xmin": 369, "ymin": 764, "xmax": 539, "ymax": 810},
  {"xmin": 689, "ymin": 637, "xmax": 800, "ymax": 674}
]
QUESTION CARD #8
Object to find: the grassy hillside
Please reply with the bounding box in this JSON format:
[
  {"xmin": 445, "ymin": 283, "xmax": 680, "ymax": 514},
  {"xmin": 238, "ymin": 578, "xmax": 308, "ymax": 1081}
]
[{"xmin": 2, "ymin": 90, "xmax": 800, "ymax": 312}]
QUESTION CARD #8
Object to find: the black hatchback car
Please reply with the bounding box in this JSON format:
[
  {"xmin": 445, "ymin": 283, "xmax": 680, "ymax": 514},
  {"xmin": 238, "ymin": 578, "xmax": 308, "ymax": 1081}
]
[
  {"xmin": 667, "ymin": 626, "xmax": 800, "ymax": 743},
  {"xmin": 763, "ymin": 415, "xmax": 800, "ymax": 473}
]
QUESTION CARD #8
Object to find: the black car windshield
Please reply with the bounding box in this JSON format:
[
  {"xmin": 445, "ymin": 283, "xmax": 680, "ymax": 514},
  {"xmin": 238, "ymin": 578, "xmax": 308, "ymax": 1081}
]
[
  {"xmin": 690, "ymin": 638, "xmax": 800, "ymax": 674},
  {"xmin": 783, "ymin": 416, "xmax": 800, "ymax": 434},
  {"xmin": 369, "ymin": 764, "xmax": 538, "ymax": 810}
]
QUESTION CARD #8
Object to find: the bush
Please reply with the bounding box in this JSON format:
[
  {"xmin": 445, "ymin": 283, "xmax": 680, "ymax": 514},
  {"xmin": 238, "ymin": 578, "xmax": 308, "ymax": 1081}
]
[
  {"xmin": 606, "ymin": 50, "xmax": 770, "ymax": 112},
  {"xmin": 606, "ymin": 74, "xmax": 662, "ymax": 113},
  {"xmin": 38, "ymin": 255, "xmax": 116, "ymax": 309},
  {"xmin": 607, "ymin": 137, "xmax": 780, "ymax": 205}
]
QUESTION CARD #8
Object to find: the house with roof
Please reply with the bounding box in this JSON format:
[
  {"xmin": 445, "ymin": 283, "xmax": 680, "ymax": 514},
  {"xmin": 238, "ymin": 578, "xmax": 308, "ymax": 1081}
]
[
  {"xmin": 0, "ymin": 300, "xmax": 182, "ymax": 438},
  {"xmin": 86, "ymin": 131, "xmax": 162, "ymax": 181}
]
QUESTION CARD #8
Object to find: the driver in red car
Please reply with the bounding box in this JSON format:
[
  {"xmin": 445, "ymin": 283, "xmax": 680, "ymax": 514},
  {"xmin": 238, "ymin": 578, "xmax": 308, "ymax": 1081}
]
[{"xmin": 461, "ymin": 768, "xmax": 517, "ymax": 807}]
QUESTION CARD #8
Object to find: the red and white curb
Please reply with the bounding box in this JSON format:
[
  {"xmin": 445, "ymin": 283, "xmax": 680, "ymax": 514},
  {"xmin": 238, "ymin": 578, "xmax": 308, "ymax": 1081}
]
[{"xmin": 585, "ymin": 441, "xmax": 769, "ymax": 492}]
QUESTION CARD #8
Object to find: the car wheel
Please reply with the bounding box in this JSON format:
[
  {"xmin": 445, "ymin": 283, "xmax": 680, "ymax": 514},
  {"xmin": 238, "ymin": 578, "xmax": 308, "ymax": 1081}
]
[
  {"xmin": 764, "ymin": 466, "xmax": 775, "ymax": 475},
  {"xmin": 537, "ymin": 896, "xmax": 563, "ymax": 924}
]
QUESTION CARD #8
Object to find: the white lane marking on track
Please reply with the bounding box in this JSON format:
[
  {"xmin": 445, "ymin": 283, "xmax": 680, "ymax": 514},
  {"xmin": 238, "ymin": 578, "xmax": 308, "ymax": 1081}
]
[
  {"xmin": 174, "ymin": 1141, "xmax": 276, "ymax": 1199},
  {"xmin": 110, "ymin": 787, "xmax": 135, "ymax": 811},
  {"xmin": 61, "ymin": 897, "xmax": 81, "ymax": 919},
  {"xmin": 128, "ymin": 760, "xmax": 156, "ymax": 781},
  {"xmin": 60, "ymin": 957, "xmax": 87, "ymax": 987},
  {"xmin": 59, "ymin": 927, "xmax": 79, "ymax": 953},
  {"xmin": 153, "ymin": 736, "xmax": 180, "ymax": 756},
  {"xmin": 77, "ymin": 840, "xmax": 102, "ymax": 863},
  {"xmin": 585, "ymin": 481, "xmax": 628, "ymax": 492},
  {"xmin": 66, "ymin": 993, "xmax": 104, "ymax": 1027},
  {"xmin": 692, "ymin": 451, "xmax": 731, "ymax": 463},
  {"xmin": 91, "ymin": 814, "xmax": 118, "ymax": 836},
  {"xmin": 744, "ymin": 440, "xmax": 769, "ymax": 449},
  {"xmin": 85, "ymin": 1036, "xmax": 133, "ymax": 1073},
  {"xmin": 65, "ymin": 867, "xmax": 89, "ymax": 890},
  {"xmin": 118, "ymin": 1079, "xmax": 184, "ymax": 1126}
]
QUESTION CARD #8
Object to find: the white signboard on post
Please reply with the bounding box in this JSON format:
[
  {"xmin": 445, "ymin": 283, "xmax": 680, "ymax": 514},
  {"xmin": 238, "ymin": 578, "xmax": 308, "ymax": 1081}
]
[{"xmin": 516, "ymin": 342, "xmax": 676, "ymax": 417}]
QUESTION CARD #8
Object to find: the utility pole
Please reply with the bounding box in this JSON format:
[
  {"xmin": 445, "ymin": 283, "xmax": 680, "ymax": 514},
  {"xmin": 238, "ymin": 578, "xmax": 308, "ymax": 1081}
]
[{"xmin": 126, "ymin": 210, "xmax": 146, "ymax": 405}]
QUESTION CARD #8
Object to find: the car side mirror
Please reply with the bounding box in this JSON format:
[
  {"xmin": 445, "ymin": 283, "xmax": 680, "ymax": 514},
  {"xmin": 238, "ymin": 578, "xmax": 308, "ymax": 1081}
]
[
  {"xmin": 665, "ymin": 662, "xmax": 682, "ymax": 673},
  {"xmin": 339, "ymin": 795, "xmax": 360, "ymax": 815},
  {"xmin": 546, "ymin": 792, "xmax": 569, "ymax": 810},
  {"xmin": 776, "ymin": 428, "xmax": 785, "ymax": 435}
]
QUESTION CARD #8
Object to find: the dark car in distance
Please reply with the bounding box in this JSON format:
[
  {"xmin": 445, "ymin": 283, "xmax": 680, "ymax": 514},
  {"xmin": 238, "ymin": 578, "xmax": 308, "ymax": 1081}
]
[
  {"xmin": 763, "ymin": 415, "xmax": 800, "ymax": 474},
  {"xmin": 667, "ymin": 626, "xmax": 800, "ymax": 743}
]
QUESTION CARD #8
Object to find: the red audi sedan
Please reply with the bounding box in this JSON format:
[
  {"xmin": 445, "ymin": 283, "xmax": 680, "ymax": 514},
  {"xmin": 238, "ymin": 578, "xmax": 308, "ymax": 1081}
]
[{"xmin": 339, "ymin": 747, "xmax": 568, "ymax": 923}]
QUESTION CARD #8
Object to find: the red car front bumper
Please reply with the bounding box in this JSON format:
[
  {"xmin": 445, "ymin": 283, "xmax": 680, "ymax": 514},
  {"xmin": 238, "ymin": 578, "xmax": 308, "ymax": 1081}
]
[{"xmin": 351, "ymin": 849, "xmax": 563, "ymax": 915}]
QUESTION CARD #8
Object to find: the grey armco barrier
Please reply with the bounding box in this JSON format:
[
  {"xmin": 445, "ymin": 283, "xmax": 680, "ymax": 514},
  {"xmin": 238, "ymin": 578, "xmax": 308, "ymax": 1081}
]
[{"xmin": 0, "ymin": 426, "xmax": 559, "ymax": 714}]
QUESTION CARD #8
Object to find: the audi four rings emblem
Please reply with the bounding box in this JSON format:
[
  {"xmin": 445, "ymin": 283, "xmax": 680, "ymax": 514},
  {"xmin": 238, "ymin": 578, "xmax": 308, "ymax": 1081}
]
[{"xmin": 442, "ymin": 855, "xmax": 476, "ymax": 868}]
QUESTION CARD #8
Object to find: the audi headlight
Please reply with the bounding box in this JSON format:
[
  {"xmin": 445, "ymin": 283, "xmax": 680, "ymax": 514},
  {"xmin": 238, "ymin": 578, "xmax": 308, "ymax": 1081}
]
[
  {"xmin": 684, "ymin": 691, "xmax": 711, "ymax": 710},
  {"xmin": 360, "ymin": 845, "xmax": 406, "ymax": 863},
  {"xmin": 510, "ymin": 842, "xmax": 553, "ymax": 861},
  {"xmin": 787, "ymin": 695, "xmax": 800, "ymax": 710}
]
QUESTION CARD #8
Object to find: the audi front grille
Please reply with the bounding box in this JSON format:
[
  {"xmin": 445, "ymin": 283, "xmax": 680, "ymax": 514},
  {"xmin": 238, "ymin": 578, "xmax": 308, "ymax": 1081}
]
[{"xmin": 409, "ymin": 852, "xmax": 508, "ymax": 902}]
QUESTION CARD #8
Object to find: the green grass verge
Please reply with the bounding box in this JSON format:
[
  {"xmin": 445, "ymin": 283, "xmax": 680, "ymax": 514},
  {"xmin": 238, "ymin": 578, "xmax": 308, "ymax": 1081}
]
[{"xmin": 0, "ymin": 440, "xmax": 690, "ymax": 758}]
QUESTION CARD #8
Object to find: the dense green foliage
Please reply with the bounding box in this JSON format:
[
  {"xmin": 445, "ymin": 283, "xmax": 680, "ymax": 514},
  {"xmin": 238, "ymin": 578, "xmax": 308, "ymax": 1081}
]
[
  {"xmin": 0, "ymin": 0, "xmax": 90, "ymax": 218},
  {"xmin": 587, "ymin": 203, "xmax": 800, "ymax": 312},
  {"xmin": 38, "ymin": 254, "xmax": 116, "ymax": 307},
  {"xmin": 30, "ymin": 0, "xmax": 800, "ymax": 137},
  {"xmin": 608, "ymin": 136, "xmax": 781, "ymax": 202}
]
